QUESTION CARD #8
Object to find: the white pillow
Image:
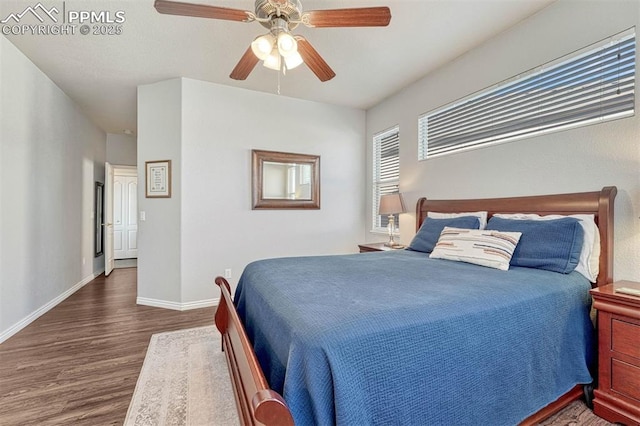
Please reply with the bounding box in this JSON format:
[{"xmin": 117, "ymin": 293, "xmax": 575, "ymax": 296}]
[
  {"xmin": 428, "ymin": 211, "xmax": 488, "ymax": 229},
  {"xmin": 429, "ymin": 227, "xmax": 522, "ymax": 271},
  {"xmin": 493, "ymin": 213, "xmax": 599, "ymax": 282}
]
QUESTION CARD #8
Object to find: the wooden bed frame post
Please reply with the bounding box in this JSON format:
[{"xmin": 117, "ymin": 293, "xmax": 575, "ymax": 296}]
[
  {"xmin": 597, "ymin": 186, "xmax": 616, "ymax": 287},
  {"xmin": 214, "ymin": 278, "xmax": 230, "ymax": 352},
  {"xmin": 214, "ymin": 277, "xmax": 294, "ymax": 426}
]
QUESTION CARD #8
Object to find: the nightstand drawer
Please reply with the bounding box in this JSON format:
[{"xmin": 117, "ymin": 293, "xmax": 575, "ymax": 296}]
[
  {"xmin": 612, "ymin": 318, "xmax": 640, "ymax": 359},
  {"xmin": 358, "ymin": 243, "xmax": 403, "ymax": 253},
  {"xmin": 612, "ymin": 359, "xmax": 640, "ymax": 401},
  {"xmin": 591, "ymin": 281, "xmax": 640, "ymax": 424}
]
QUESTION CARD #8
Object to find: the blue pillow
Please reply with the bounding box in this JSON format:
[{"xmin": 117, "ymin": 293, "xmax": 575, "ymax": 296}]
[
  {"xmin": 485, "ymin": 217, "xmax": 584, "ymax": 274},
  {"xmin": 409, "ymin": 216, "xmax": 480, "ymax": 253}
]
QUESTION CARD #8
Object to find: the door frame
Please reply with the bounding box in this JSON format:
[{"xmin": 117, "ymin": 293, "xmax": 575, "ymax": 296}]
[
  {"xmin": 105, "ymin": 164, "xmax": 138, "ymax": 275},
  {"xmin": 105, "ymin": 162, "xmax": 115, "ymax": 276}
]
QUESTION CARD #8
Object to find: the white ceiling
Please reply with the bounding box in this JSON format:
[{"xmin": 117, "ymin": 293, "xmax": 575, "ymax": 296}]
[{"xmin": 1, "ymin": 0, "xmax": 555, "ymax": 134}]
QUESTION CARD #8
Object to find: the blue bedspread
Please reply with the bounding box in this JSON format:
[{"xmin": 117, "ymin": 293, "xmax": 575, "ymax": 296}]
[{"xmin": 234, "ymin": 250, "xmax": 594, "ymax": 425}]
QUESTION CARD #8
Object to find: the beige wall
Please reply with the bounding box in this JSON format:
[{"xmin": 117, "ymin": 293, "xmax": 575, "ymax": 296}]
[
  {"xmin": 106, "ymin": 133, "xmax": 137, "ymax": 166},
  {"xmin": 365, "ymin": 0, "xmax": 640, "ymax": 281},
  {"xmin": 137, "ymin": 78, "xmax": 366, "ymax": 308},
  {"xmin": 1, "ymin": 37, "xmax": 106, "ymax": 342}
]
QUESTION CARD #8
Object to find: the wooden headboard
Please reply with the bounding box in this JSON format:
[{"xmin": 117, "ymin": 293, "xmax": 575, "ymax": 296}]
[{"xmin": 416, "ymin": 187, "xmax": 617, "ymax": 288}]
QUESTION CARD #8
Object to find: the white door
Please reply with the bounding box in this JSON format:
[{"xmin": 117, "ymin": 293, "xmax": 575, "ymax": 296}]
[
  {"xmin": 113, "ymin": 172, "xmax": 138, "ymax": 259},
  {"xmin": 104, "ymin": 162, "xmax": 115, "ymax": 276}
]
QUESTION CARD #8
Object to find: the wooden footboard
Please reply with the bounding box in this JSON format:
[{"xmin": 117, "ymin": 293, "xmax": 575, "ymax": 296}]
[{"xmin": 214, "ymin": 276, "xmax": 293, "ymax": 426}]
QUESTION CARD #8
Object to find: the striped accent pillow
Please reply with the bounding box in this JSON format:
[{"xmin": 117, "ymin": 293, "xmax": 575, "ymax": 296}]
[{"xmin": 429, "ymin": 227, "xmax": 522, "ymax": 271}]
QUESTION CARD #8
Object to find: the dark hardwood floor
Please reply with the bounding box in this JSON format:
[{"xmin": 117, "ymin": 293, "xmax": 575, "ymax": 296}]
[{"xmin": 0, "ymin": 268, "xmax": 216, "ymax": 425}]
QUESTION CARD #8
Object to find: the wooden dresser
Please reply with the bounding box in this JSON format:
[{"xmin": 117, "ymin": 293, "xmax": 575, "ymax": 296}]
[{"xmin": 590, "ymin": 281, "xmax": 640, "ymax": 425}]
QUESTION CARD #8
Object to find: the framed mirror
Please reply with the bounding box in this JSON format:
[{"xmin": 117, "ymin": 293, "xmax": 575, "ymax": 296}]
[
  {"xmin": 252, "ymin": 149, "xmax": 320, "ymax": 209},
  {"xmin": 95, "ymin": 182, "xmax": 104, "ymax": 257}
]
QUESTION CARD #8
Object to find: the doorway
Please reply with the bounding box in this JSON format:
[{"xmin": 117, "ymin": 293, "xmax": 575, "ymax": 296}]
[{"xmin": 112, "ymin": 165, "xmax": 138, "ymax": 267}]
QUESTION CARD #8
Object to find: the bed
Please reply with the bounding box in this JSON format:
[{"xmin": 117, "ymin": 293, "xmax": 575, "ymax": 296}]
[{"xmin": 214, "ymin": 187, "xmax": 617, "ymax": 425}]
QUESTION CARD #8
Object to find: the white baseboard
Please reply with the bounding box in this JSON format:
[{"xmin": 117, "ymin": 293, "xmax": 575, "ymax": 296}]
[
  {"xmin": 136, "ymin": 297, "xmax": 219, "ymax": 311},
  {"xmin": 0, "ymin": 269, "xmax": 104, "ymax": 344}
]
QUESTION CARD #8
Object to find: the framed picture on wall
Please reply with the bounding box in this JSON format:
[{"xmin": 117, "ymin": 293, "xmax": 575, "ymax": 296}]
[{"xmin": 145, "ymin": 160, "xmax": 172, "ymax": 198}]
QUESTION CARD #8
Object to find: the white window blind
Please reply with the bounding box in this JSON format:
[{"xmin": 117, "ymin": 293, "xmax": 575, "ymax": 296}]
[
  {"xmin": 419, "ymin": 28, "xmax": 635, "ymax": 159},
  {"xmin": 372, "ymin": 126, "xmax": 400, "ymax": 232}
]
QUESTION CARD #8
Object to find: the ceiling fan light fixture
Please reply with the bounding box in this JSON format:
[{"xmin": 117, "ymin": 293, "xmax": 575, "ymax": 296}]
[
  {"xmin": 277, "ymin": 32, "xmax": 298, "ymax": 57},
  {"xmin": 154, "ymin": 0, "xmax": 391, "ymax": 83},
  {"xmin": 284, "ymin": 51, "xmax": 303, "ymax": 70},
  {"xmin": 251, "ymin": 33, "xmax": 275, "ymax": 60},
  {"xmin": 263, "ymin": 49, "xmax": 281, "ymax": 70}
]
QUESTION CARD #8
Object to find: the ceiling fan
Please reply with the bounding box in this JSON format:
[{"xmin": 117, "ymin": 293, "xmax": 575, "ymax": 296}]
[{"xmin": 154, "ymin": 0, "xmax": 391, "ymax": 82}]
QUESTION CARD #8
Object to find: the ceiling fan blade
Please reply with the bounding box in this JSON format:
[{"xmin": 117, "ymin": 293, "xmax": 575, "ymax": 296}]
[
  {"xmin": 302, "ymin": 7, "xmax": 391, "ymax": 28},
  {"xmin": 230, "ymin": 46, "xmax": 260, "ymax": 80},
  {"xmin": 296, "ymin": 37, "xmax": 336, "ymax": 82},
  {"xmin": 154, "ymin": 0, "xmax": 252, "ymax": 22}
]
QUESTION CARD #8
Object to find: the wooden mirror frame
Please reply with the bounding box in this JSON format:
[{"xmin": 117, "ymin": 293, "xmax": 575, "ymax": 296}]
[{"xmin": 252, "ymin": 149, "xmax": 320, "ymax": 210}]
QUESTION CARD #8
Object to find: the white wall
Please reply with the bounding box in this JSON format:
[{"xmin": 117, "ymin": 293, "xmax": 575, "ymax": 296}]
[
  {"xmin": 137, "ymin": 79, "xmax": 182, "ymax": 306},
  {"xmin": 137, "ymin": 78, "xmax": 366, "ymax": 307},
  {"xmin": 106, "ymin": 133, "xmax": 137, "ymax": 166},
  {"xmin": 0, "ymin": 37, "xmax": 106, "ymax": 342},
  {"xmin": 180, "ymin": 79, "xmax": 366, "ymax": 303},
  {"xmin": 366, "ymin": 0, "xmax": 640, "ymax": 282}
]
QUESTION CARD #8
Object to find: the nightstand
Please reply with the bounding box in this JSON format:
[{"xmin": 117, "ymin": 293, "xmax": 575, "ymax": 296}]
[
  {"xmin": 590, "ymin": 280, "xmax": 640, "ymax": 425},
  {"xmin": 358, "ymin": 242, "xmax": 405, "ymax": 253}
]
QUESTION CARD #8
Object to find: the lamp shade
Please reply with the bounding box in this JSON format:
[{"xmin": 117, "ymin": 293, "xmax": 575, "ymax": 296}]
[
  {"xmin": 263, "ymin": 49, "xmax": 281, "ymax": 70},
  {"xmin": 284, "ymin": 51, "xmax": 303, "ymax": 70},
  {"xmin": 379, "ymin": 193, "xmax": 406, "ymax": 215},
  {"xmin": 251, "ymin": 34, "xmax": 275, "ymax": 60},
  {"xmin": 277, "ymin": 32, "xmax": 298, "ymax": 57}
]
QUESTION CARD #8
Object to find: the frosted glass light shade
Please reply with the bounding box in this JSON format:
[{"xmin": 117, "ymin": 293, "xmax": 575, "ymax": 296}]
[
  {"xmin": 277, "ymin": 32, "xmax": 298, "ymax": 57},
  {"xmin": 251, "ymin": 34, "xmax": 275, "ymax": 60},
  {"xmin": 263, "ymin": 50, "xmax": 281, "ymax": 70},
  {"xmin": 284, "ymin": 52, "xmax": 303, "ymax": 70}
]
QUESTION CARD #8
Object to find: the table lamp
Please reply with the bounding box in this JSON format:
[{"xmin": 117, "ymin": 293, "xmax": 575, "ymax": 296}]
[{"xmin": 378, "ymin": 193, "xmax": 406, "ymax": 247}]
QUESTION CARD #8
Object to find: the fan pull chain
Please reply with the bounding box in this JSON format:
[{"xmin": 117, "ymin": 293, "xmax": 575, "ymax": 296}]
[
  {"xmin": 277, "ymin": 62, "xmax": 281, "ymax": 95},
  {"xmin": 277, "ymin": 24, "xmax": 282, "ymax": 95}
]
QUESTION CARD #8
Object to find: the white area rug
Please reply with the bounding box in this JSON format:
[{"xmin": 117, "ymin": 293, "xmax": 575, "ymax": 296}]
[
  {"xmin": 125, "ymin": 326, "xmax": 240, "ymax": 426},
  {"xmin": 125, "ymin": 327, "xmax": 610, "ymax": 425}
]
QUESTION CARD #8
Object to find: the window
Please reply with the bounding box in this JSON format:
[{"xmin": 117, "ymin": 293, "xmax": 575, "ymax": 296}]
[
  {"xmin": 418, "ymin": 28, "xmax": 635, "ymax": 159},
  {"xmin": 372, "ymin": 126, "xmax": 400, "ymax": 232}
]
